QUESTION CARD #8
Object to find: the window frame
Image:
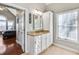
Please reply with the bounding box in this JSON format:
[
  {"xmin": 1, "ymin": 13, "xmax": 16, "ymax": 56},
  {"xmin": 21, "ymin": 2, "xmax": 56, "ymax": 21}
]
[
  {"xmin": 0, "ymin": 15, "xmax": 7, "ymax": 31},
  {"xmin": 0, "ymin": 15, "xmax": 15, "ymax": 31},
  {"xmin": 56, "ymin": 9, "xmax": 79, "ymax": 43}
]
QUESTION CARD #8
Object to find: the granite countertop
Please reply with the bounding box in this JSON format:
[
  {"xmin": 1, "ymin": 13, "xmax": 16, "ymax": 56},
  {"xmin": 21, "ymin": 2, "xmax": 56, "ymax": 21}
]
[{"xmin": 27, "ymin": 29, "xmax": 49, "ymax": 36}]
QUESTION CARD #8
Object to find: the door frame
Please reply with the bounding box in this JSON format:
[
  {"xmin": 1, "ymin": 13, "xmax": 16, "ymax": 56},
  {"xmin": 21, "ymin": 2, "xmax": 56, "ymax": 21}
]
[{"xmin": 0, "ymin": 3, "xmax": 28, "ymax": 53}]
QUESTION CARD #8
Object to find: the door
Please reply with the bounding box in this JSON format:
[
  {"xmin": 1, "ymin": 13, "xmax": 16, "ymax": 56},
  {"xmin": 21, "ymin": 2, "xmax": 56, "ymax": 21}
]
[{"xmin": 16, "ymin": 11, "xmax": 25, "ymax": 52}]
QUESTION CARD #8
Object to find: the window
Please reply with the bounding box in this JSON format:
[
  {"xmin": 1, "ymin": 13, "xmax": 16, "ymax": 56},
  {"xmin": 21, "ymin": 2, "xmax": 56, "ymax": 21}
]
[
  {"xmin": 57, "ymin": 10, "xmax": 78, "ymax": 42},
  {"xmin": 8, "ymin": 21, "xmax": 15, "ymax": 30},
  {"xmin": 0, "ymin": 15, "xmax": 15, "ymax": 31},
  {"xmin": 0, "ymin": 15, "xmax": 6, "ymax": 31}
]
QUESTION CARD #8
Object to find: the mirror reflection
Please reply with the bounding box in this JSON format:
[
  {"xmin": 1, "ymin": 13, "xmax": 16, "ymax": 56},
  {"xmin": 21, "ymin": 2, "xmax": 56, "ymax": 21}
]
[{"xmin": 29, "ymin": 9, "xmax": 43, "ymax": 31}]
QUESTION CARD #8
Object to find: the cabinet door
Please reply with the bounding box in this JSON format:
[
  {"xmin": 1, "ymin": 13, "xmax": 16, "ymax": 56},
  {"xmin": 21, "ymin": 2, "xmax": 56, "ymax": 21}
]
[
  {"xmin": 27, "ymin": 35, "xmax": 34, "ymax": 54},
  {"xmin": 42, "ymin": 34, "xmax": 47, "ymax": 51},
  {"xmin": 34, "ymin": 36, "xmax": 42, "ymax": 54},
  {"xmin": 30, "ymin": 37, "xmax": 35, "ymax": 54},
  {"xmin": 47, "ymin": 33, "xmax": 51, "ymax": 47},
  {"xmin": 42, "ymin": 12, "xmax": 50, "ymax": 30}
]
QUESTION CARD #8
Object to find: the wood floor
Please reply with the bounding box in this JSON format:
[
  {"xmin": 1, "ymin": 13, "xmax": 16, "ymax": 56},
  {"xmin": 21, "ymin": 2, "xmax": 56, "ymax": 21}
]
[
  {"xmin": 0, "ymin": 36, "xmax": 23, "ymax": 55},
  {"xmin": 41, "ymin": 45, "xmax": 78, "ymax": 55}
]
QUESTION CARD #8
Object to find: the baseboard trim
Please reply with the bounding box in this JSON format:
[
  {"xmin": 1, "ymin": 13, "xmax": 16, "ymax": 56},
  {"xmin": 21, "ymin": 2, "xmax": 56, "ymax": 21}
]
[
  {"xmin": 54, "ymin": 43, "xmax": 79, "ymax": 54},
  {"xmin": 16, "ymin": 40, "xmax": 29, "ymax": 54},
  {"xmin": 16, "ymin": 40, "xmax": 21, "ymax": 44},
  {"xmin": 39, "ymin": 44, "xmax": 53, "ymax": 55},
  {"xmin": 21, "ymin": 52, "xmax": 29, "ymax": 55}
]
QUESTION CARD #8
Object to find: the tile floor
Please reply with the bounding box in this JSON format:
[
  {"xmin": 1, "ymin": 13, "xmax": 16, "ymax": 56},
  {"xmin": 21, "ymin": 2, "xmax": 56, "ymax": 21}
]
[
  {"xmin": 41, "ymin": 45, "xmax": 78, "ymax": 55},
  {"xmin": 22, "ymin": 45, "xmax": 78, "ymax": 55}
]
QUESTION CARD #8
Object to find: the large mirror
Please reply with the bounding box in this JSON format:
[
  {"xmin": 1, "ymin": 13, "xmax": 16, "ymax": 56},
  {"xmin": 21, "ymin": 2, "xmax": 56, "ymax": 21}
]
[
  {"xmin": 33, "ymin": 14, "xmax": 42, "ymax": 30},
  {"xmin": 29, "ymin": 10, "xmax": 43, "ymax": 31}
]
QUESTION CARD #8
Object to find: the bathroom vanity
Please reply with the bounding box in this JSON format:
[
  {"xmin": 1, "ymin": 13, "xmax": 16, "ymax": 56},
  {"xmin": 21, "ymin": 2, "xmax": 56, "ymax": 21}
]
[
  {"xmin": 27, "ymin": 29, "xmax": 52, "ymax": 54},
  {"xmin": 27, "ymin": 11, "xmax": 53, "ymax": 55}
]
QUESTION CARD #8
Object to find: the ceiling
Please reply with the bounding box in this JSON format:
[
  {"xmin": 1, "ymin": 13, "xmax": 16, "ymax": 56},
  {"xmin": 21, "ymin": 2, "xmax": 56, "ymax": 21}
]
[
  {"xmin": 14, "ymin": 3, "xmax": 79, "ymax": 12},
  {"xmin": 44, "ymin": 3, "xmax": 79, "ymax": 12}
]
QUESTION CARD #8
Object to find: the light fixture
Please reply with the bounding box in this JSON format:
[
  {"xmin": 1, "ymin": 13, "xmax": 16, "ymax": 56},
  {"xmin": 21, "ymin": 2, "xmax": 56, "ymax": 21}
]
[{"xmin": 32, "ymin": 9, "xmax": 43, "ymax": 15}]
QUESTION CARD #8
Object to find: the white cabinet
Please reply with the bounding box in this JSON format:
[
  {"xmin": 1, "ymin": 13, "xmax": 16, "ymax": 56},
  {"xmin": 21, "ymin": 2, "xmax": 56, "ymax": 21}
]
[
  {"xmin": 42, "ymin": 11, "xmax": 53, "ymax": 48},
  {"xmin": 42, "ymin": 33, "xmax": 53, "ymax": 49},
  {"xmin": 34, "ymin": 36, "xmax": 42, "ymax": 54},
  {"xmin": 27, "ymin": 32, "xmax": 53, "ymax": 55},
  {"xmin": 27, "ymin": 35, "xmax": 34, "ymax": 54},
  {"xmin": 27, "ymin": 35, "xmax": 42, "ymax": 55},
  {"xmin": 27, "ymin": 11, "xmax": 53, "ymax": 55},
  {"xmin": 42, "ymin": 12, "xmax": 50, "ymax": 30},
  {"xmin": 41, "ymin": 34, "xmax": 47, "ymax": 51},
  {"xmin": 47, "ymin": 33, "xmax": 53, "ymax": 47}
]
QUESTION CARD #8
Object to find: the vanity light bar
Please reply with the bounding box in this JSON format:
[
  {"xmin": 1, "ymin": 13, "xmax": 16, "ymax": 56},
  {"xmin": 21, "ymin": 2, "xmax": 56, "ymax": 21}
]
[{"xmin": 32, "ymin": 9, "xmax": 43, "ymax": 15}]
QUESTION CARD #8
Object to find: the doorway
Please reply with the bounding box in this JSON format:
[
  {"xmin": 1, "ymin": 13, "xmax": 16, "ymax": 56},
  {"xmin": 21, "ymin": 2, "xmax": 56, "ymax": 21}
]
[{"xmin": 0, "ymin": 4, "xmax": 25, "ymax": 55}]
